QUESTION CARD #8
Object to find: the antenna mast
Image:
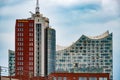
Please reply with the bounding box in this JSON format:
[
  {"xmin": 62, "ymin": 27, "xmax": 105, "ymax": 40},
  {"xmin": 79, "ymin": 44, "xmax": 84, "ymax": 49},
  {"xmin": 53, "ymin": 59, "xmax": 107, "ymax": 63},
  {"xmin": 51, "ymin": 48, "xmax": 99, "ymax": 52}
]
[{"xmin": 36, "ymin": 0, "xmax": 40, "ymax": 13}]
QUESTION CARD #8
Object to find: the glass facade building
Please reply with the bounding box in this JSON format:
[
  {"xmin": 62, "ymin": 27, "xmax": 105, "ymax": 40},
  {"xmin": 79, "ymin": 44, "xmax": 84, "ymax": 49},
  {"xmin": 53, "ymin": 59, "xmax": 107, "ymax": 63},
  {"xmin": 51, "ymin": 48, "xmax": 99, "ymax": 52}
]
[
  {"xmin": 56, "ymin": 31, "xmax": 113, "ymax": 80},
  {"xmin": 8, "ymin": 50, "xmax": 15, "ymax": 76},
  {"xmin": 46, "ymin": 28, "xmax": 56, "ymax": 75}
]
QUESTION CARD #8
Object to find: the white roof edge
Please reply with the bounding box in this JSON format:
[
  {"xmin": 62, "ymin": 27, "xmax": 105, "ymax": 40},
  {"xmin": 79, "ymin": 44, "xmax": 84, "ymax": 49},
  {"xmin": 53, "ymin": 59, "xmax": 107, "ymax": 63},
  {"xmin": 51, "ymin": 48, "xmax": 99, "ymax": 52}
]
[{"xmin": 86, "ymin": 31, "xmax": 109, "ymax": 39}]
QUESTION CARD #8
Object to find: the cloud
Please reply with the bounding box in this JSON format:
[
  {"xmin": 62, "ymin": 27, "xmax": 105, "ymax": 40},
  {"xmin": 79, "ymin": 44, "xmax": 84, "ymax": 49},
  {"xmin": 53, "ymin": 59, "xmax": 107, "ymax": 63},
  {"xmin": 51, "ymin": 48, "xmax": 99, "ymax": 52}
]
[
  {"xmin": 0, "ymin": 1, "xmax": 34, "ymax": 18},
  {"xmin": 48, "ymin": 0, "xmax": 101, "ymax": 7},
  {"xmin": 0, "ymin": 33, "xmax": 14, "ymax": 67}
]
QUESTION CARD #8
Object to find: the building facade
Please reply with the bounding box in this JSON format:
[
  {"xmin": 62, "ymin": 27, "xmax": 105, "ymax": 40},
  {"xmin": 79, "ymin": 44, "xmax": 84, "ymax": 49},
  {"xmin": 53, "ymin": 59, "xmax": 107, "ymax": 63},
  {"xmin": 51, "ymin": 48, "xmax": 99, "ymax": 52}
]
[
  {"xmin": 15, "ymin": 20, "xmax": 35, "ymax": 78},
  {"xmin": 46, "ymin": 28, "xmax": 56, "ymax": 75},
  {"xmin": 49, "ymin": 73, "xmax": 110, "ymax": 80},
  {"xmin": 8, "ymin": 50, "xmax": 15, "ymax": 76},
  {"xmin": 15, "ymin": 0, "xmax": 56, "ymax": 79},
  {"xmin": 56, "ymin": 31, "xmax": 113, "ymax": 80}
]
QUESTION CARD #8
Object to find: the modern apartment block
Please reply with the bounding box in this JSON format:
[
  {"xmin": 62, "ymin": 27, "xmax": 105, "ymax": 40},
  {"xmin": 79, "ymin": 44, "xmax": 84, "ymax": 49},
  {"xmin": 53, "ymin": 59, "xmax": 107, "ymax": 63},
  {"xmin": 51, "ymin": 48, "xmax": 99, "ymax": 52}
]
[
  {"xmin": 8, "ymin": 50, "xmax": 15, "ymax": 76},
  {"xmin": 56, "ymin": 31, "xmax": 113, "ymax": 80},
  {"xmin": 15, "ymin": 19, "xmax": 35, "ymax": 78},
  {"xmin": 15, "ymin": 0, "xmax": 56, "ymax": 79}
]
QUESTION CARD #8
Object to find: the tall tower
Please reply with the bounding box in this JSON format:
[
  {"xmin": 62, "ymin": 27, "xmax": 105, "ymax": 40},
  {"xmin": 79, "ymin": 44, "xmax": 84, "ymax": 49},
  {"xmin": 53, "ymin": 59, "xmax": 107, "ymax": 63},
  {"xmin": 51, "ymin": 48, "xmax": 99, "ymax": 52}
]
[
  {"xmin": 15, "ymin": 0, "xmax": 56, "ymax": 79},
  {"xmin": 15, "ymin": 20, "xmax": 35, "ymax": 79}
]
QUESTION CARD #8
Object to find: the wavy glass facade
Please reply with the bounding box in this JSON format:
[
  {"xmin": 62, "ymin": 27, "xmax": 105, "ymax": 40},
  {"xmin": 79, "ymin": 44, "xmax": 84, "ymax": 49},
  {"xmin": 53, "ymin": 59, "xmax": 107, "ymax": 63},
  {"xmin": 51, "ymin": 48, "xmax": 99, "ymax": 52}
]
[{"xmin": 56, "ymin": 31, "xmax": 113, "ymax": 80}]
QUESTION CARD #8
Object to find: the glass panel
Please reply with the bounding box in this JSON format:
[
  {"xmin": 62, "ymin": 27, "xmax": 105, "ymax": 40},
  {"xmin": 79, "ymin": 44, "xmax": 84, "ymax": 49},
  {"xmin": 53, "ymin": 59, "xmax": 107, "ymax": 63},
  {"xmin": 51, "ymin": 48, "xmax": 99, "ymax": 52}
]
[
  {"xmin": 63, "ymin": 77, "xmax": 67, "ymax": 80},
  {"xmin": 99, "ymin": 77, "xmax": 107, "ymax": 80},
  {"xmin": 58, "ymin": 77, "xmax": 62, "ymax": 80},
  {"xmin": 53, "ymin": 77, "xmax": 57, "ymax": 80},
  {"xmin": 89, "ymin": 77, "xmax": 97, "ymax": 80},
  {"xmin": 79, "ymin": 77, "xmax": 87, "ymax": 80}
]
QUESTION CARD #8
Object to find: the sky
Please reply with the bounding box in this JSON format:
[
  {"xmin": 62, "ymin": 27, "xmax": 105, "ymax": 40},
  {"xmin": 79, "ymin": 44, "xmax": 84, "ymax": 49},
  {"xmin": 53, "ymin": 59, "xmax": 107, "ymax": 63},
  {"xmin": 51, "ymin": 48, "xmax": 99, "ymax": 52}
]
[{"xmin": 0, "ymin": 0, "xmax": 120, "ymax": 79}]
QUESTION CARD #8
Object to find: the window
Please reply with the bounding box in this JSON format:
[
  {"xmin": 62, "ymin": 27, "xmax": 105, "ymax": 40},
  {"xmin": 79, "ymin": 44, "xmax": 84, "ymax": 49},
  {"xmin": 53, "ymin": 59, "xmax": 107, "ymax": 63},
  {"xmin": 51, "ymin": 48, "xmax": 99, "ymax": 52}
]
[
  {"xmin": 17, "ymin": 38, "xmax": 23, "ymax": 41},
  {"xmin": 107, "ymin": 37, "xmax": 112, "ymax": 40},
  {"xmin": 29, "ymin": 57, "xmax": 33, "ymax": 61},
  {"xmin": 79, "ymin": 77, "xmax": 87, "ymax": 80},
  {"xmin": 29, "ymin": 33, "xmax": 33, "ymax": 36},
  {"xmin": 29, "ymin": 62, "xmax": 33, "ymax": 65},
  {"xmin": 29, "ymin": 28, "xmax": 33, "ymax": 32},
  {"xmin": 53, "ymin": 77, "xmax": 57, "ymax": 80},
  {"xmin": 17, "ymin": 62, "xmax": 23, "ymax": 65},
  {"xmin": 17, "ymin": 47, "xmax": 23, "ymax": 51},
  {"xmin": 89, "ymin": 77, "xmax": 97, "ymax": 80},
  {"xmin": 17, "ymin": 33, "xmax": 23, "ymax": 36},
  {"xmin": 29, "ymin": 38, "xmax": 33, "ymax": 41},
  {"xmin": 58, "ymin": 77, "xmax": 62, "ymax": 80},
  {"xmin": 38, "ymin": 19, "xmax": 39, "ymax": 22},
  {"xmin": 29, "ymin": 52, "xmax": 33, "ymax": 56},
  {"xmin": 18, "ymin": 42, "xmax": 23, "ymax": 46},
  {"xmin": 63, "ymin": 77, "xmax": 67, "ymax": 80},
  {"xmin": 18, "ymin": 23, "xmax": 24, "ymax": 27},
  {"xmin": 17, "ymin": 28, "xmax": 23, "ymax": 31},
  {"xmin": 29, "ymin": 67, "xmax": 33, "ymax": 70},
  {"xmin": 29, "ymin": 42, "xmax": 33, "ymax": 46},
  {"xmin": 29, "ymin": 47, "xmax": 33, "ymax": 51},
  {"xmin": 18, "ymin": 57, "xmax": 23, "ymax": 60},
  {"xmin": 29, "ymin": 23, "xmax": 33, "ymax": 27},
  {"xmin": 99, "ymin": 77, "xmax": 107, "ymax": 80}
]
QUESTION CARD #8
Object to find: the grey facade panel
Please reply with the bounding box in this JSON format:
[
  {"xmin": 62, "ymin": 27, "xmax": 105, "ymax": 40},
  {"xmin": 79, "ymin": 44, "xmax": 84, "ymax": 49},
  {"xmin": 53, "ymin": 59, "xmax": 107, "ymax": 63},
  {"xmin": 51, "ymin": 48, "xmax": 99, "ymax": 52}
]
[{"xmin": 47, "ymin": 28, "xmax": 56, "ymax": 75}]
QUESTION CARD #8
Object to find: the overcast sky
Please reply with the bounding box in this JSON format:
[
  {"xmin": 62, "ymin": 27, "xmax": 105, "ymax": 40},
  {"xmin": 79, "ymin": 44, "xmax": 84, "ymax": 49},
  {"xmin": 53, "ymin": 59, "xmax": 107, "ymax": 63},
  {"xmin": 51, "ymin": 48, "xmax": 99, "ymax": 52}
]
[{"xmin": 0, "ymin": 0, "xmax": 120, "ymax": 79}]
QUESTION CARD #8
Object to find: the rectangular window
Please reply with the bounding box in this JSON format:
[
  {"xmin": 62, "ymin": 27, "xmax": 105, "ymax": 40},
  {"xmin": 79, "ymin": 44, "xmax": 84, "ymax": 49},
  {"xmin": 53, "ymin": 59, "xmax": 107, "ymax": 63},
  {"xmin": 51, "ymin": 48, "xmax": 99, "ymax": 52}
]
[
  {"xmin": 29, "ymin": 62, "xmax": 33, "ymax": 65},
  {"xmin": 29, "ymin": 33, "xmax": 33, "ymax": 36},
  {"xmin": 29, "ymin": 47, "xmax": 33, "ymax": 51},
  {"xmin": 79, "ymin": 77, "xmax": 87, "ymax": 80},
  {"xmin": 99, "ymin": 77, "xmax": 107, "ymax": 80},
  {"xmin": 53, "ymin": 77, "xmax": 57, "ymax": 80},
  {"xmin": 18, "ymin": 23, "xmax": 24, "ymax": 27},
  {"xmin": 18, "ymin": 52, "xmax": 23, "ymax": 55},
  {"xmin": 58, "ymin": 77, "xmax": 62, "ymax": 80},
  {"xmin": 29, "ymin": 52, "xmax": 33, "ymax": 56},
  {"xmin": 63, "ymin": 77, "xmax": 67, "ymax": 80},
  {"xmin": 18, "ymin": 38, "xmax": 23, "ymax": 41},
  {"xmin": 18, "ymin": 42, "xmax": 23, "ymax": 46},
  {"xmin": 29, "ymin": 23, "xmax": 33, "ymax": 27},
  {"xmin": 29, "ymin": 38, "xmax": 33, "ymax": 41},
  {"xmin": 17, "ymin": 28, "xmax": 23, "ymax": 31},
  {"xmin": 89, "ymin": 77, "xmax": 97, "ymax": 80},
  {"xmin": 29, "ymin": 28, "xmax": 33, "ymax": 32},
  {"xmin": 29, "ymin": 67, "xmax": 33, "ymax": 70},
  {"xmin": 29, "ymin": 57, "xmax": 33, "ymax": 61},
  {"xmin": 17, "ymin": 33, "xmax": 23, "ymax": 36},
  {"xmin": 29, "ymin": 42, "xmax": 33, "ymax": 46}
]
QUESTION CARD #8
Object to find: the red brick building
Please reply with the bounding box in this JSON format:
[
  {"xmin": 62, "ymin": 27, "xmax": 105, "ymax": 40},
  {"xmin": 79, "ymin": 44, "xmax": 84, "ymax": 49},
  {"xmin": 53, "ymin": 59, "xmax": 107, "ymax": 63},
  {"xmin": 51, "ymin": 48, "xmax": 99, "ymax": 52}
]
[
  {"xmin": 6, "ymin": 73, "xmax": 109, "ymax": 80},
  {"xmin": 15, "ymin": 20, "xmax": 34, "ymax": 79},
  {"xmin": 48, "ymin": 73, "xmax": 110, "ymax": 80}
]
